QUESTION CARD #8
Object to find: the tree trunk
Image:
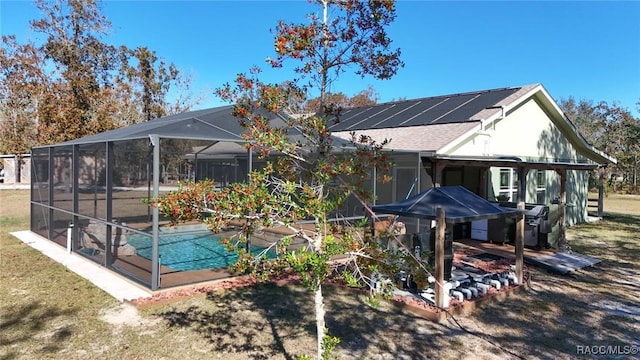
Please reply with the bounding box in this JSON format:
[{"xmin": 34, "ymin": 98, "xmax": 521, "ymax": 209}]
[
  {"xmin": 313, "ymin": 222, "xmax": 326, "ymax": 359},
  {"xmin": 314, "ymin": 284, "xmax": 326, "ymax": 360}
]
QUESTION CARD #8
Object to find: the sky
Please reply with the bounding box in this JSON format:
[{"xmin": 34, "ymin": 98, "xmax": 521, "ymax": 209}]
[{"xmin": 1, "ymin": 0, "xmax": 639, "ymax": 117}]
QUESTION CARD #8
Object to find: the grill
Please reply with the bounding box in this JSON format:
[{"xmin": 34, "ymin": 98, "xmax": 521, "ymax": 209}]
[{"xmin": 524, "ymin": 205, "xmax": 550, "ymax": 248}]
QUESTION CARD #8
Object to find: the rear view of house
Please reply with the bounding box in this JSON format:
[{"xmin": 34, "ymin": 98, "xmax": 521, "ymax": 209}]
[
  {"xmin": 28, "ymin": 83, "xmax": 614, "ymax": 290},
  {"xmin": 331, "ymin": 83, "xmax": 614, "ymax": 246}
]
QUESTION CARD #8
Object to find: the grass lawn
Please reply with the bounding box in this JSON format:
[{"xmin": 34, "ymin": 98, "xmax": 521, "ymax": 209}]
[{"xmin": 1, "ymin": 189, "xmax": 639, "ymax": 359}]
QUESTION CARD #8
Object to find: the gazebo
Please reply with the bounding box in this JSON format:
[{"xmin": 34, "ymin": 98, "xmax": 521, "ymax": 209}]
[{"xmin": 372, "ymin": 186, "xmax": 524, "ymax": 308}]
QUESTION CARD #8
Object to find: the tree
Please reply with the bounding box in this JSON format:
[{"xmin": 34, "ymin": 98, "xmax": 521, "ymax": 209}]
[
  {"xmin": 0, "ymin": 0, "xmax": 199, "ymax": 151},
  {"xmin": 0, "ymin": 36, "xmax": 46, "ymax": 156},
  {"xmin": 30, "ymin": 0, "xmax": 120, "ymax": 142},
  {"xmin": 155, "ymin": 1, "xmax": 408, "ymax": 358},
  {"xmin": 303, "ymin": 86, "xmax": 379, "ymax": 113},
  {"xmin": 0, "ymin": 35, "xmax": 48, "ymax": 182},
  {"xmin": 349, "ymin": 85, "xmax": 379, "ymax": 108},
  {"xmin": 560, "ymin": 97, "xmax": 640, "ymax": 191},
  {"xmin": 118, "ymin": 46, "xmax": 188, "ymax": 122}
]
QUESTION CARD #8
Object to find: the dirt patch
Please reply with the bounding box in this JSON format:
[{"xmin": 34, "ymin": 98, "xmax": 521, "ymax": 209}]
[{"xmin": 100, "ymin": 302, "xmax": 159, "ymax": 328}]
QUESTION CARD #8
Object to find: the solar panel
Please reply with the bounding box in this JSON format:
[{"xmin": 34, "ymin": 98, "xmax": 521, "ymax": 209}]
[{"xmin": 330, "ymin": 87, "xmax": 521, "ymax": 131}]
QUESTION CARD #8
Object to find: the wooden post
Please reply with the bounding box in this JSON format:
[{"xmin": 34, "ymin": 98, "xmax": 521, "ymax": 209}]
[
  {"xmin": 434, "ymin": 207, "xmax": 445, "ymax": 308},
  {"xmin": 517, "ymin": 166, "xmax": 529, "ymax": 203},
  {"xmin": 598, "ymin": 169, "xmax": 604, "ymax": 217},
  {"xmin": 516, "ymin": 202, "xmax": 525, "ymax": 284},
  {"xmin": 557, "ymin": 169, "xmax": 567, "ymax": 251}
]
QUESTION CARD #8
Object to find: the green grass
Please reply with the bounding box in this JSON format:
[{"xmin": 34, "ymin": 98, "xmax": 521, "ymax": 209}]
[{"xmin": 1, "ymin": 189, "xmax": 639, "ymax": 359}]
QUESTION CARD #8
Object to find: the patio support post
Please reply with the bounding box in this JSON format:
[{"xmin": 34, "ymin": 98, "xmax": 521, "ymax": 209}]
[
  {"xmin": 515, "ymin": 202, "xmax": 525, "ymax": 284},
  {"xmin": 150, "ymin": 135, "xmax": 161, "ymax": 290},
  {"xmin": 415, "ymin": 154, "xmax": 421, "ymax": 230},
  {"xmin": 516, "ymin": 166, "xmax": 529, "ymax": 203},
  {"xmin": 372, "ymin": 166, "xmax": 377, "ymax": 205},
  {"xmin": 556, "ymin": 169, "xmax": 567, "ymax": 251},
  {"xmin": 434, "ymin": 161, "xmax": 447, "ymax": 188},
  {"xmin": 246, "ymin": 147, "xmax": 253, "ymax": 253},
  {"xmin": 194, "ymin": 153, "xmax": 199, "ymax": 181},
  {"xmin": 598, "ymin": 169, "xmax": 604, "ymax": 217},
  {"xmin": 434, "ymin": 207, "xmax": 445, "ymax": 308}
]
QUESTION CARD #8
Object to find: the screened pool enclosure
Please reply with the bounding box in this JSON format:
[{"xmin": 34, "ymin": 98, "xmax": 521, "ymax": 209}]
[
  {"xmin": 30, "ymin": 107, "xmax": 270, "ymax": 289},
  {"xmin": 30, "ymin": 106, "xmax": 384, "ymax": 290}
]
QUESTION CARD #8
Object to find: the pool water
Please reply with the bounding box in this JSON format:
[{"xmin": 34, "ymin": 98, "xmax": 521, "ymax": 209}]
[{"xmin": 126, "ymin": 231, "xmax": 276, "ymax": 271}]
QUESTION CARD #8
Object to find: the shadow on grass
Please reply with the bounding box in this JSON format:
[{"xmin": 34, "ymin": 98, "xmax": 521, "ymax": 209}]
[
  {"xmin": 464, "ymin": 212, "xmax": 640, "ymax": 359},
  {"xmin": 150, "ymin": 214, "xmax": 639, "ymax": 359},
  {"xmin": 323, "ymin": 285, "xmax": 532, "ymax": 359},
  {"xmin": 153, "ymin": 281, "xmax": 535, "ymax": 359},
  {"xmin": 0, "ymin": 301, "xmax": 75, "ymax": 360},
  {"xmin": 470, "ymin": 267, "xmax": 639, "ymax": 358},
  {"xmin": 155, "ymin": 283, "xmax": 314, "ymax": 360}
]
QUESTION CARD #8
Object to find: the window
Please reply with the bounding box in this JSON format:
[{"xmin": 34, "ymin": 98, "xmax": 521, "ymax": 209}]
[
  {"xmin": 498, "ymin": 168, "xmax": 518, "ymax": 202},
  {"xmin": 536, "ymin": 170, "xmax": 546, "ymax": 203}
]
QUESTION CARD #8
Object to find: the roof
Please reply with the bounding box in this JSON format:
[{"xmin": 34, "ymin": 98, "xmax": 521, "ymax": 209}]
[
  {"xmin": 331, "ymin": 85, "xmax": 539, "ymax": 152},
  {"xmin": 332, "ymin": 122, "xmax": 478, "ymax": 152},
  {"xmin": 371, "ymin": 186, "xmax": 520, "ymax": 223},
  {"xmin": 43, "ymin": 105, "xmax": 355, "ymax": 149},
  {"xmin": 50, "ymin": 106, "xmax": 246, "ymax": 146},
  {"xmin": 35, "ymin": 83, "xmax": 614, "ymax": 165}
]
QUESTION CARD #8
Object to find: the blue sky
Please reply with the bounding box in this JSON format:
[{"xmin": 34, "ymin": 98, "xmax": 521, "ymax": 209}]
[{"xmin": 2, "ymin": 0, "xmax": 639, "ymax": 116}]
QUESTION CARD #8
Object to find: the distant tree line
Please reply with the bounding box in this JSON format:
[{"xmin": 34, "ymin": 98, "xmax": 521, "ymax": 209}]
[
  {"xmin": 0, "ymin": 0, "xmax": 381, "ymax": 160},
  {"xmin": 559, "ymin": 98, "xmax": 640, "ymax": 193},
  {"xmin": 0, "ymin": 0, "xmax": 201, "ymax": 157}
]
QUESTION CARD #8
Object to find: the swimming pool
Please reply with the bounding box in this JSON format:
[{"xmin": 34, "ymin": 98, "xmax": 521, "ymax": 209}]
[{"xmin": 126, "ymin": 229, "xmax": 276, "ymax": 271}]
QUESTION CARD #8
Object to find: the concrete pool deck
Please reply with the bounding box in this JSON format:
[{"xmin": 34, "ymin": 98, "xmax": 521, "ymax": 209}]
[{"xmin": 11, "ymin": 230, "xmax": 153, "ymax": 302}]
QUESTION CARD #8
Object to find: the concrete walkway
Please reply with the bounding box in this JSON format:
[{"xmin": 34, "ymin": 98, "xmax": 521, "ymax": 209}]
[
  {"xmin": 0, "ymin": 183, "xmax": 30, "ymax": 190},
  {"xmin": 11, "ymin": 230, "xmax": 152, "ymax": 302}
]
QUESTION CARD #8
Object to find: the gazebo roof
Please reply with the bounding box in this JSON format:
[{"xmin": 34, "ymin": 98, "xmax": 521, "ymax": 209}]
[{"xmin": 371, "ymin": 186, "xmax": 520, "ymax": 223}]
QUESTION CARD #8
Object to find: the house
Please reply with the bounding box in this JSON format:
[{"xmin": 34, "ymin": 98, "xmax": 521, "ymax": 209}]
[
  {"xmin": 25, "ymin": 83, "xmax": 614, "ymax": 290},
  {"xmin": 0, "ymin": 154, "xmax": 31, "ymax": 184},
  {"xmin": 329, "ymin": 84, "xmax": 614, "ymax": 235}
]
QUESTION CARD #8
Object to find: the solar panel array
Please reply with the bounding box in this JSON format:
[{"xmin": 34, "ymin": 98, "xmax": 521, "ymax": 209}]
[{"xmin": 327, "ymin": 87, "xmax": 520, "ymax": 132}]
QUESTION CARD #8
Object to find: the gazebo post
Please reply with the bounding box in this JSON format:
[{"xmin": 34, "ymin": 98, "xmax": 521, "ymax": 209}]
[
  {"xmin": 435, "ymin": 207, "xmax": 445, "ymax": 308},
  {"xmin": 516, "ymin": 202, "xmax": 525, "ymax": 284}
]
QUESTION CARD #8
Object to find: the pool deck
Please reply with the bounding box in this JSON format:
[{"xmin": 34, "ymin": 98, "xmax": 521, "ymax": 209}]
[
  {"xmin": 11, "ymin": 230, "xmax": 266, "ymax": 301},
  {"xmin": 10, "ymin": 225, "xmax": 324, "ymax": 302}
]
